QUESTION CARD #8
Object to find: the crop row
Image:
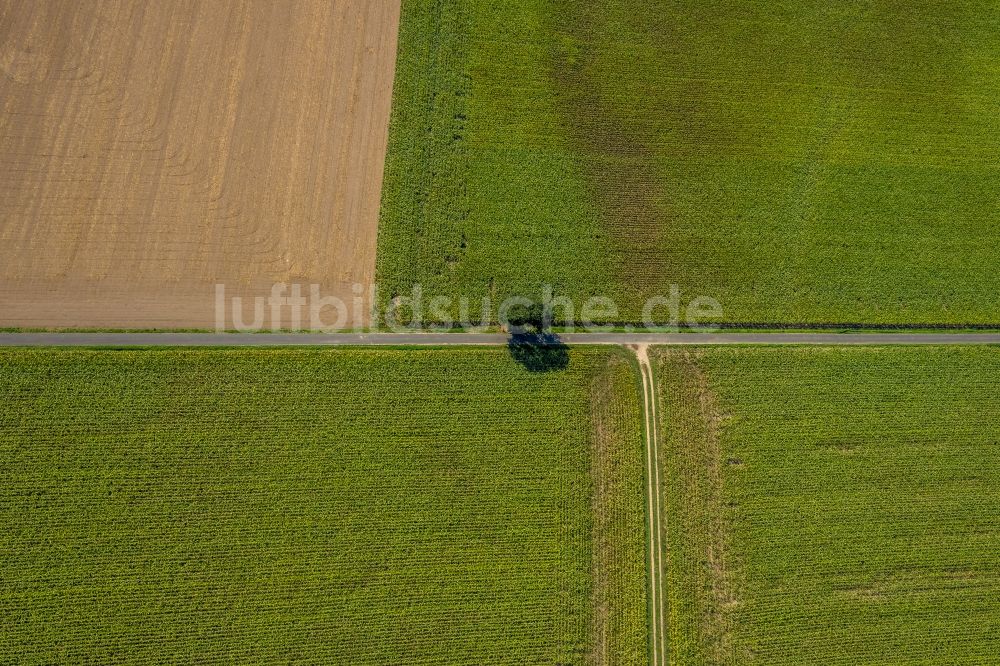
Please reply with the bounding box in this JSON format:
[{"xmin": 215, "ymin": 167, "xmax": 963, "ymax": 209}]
[
  {"xmin": 376, "ymin": 0, "xmax": 1000, "ymax": 326},
  {"xmin": 654, "ymin": 346, "xmax": 1000, "ymax": 664},
  {"xmin": 0, "ymin": 347, "xmax": 646, "ymax": 663}
]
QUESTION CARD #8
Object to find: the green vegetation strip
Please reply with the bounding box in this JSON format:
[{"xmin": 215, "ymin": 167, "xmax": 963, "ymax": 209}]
[
  {"xmin": 654, "ymin": 346, "xmax": 1000, "ymax": 664},
  {"xmin": 0, "ymin": 347, "xmax": 646, "ymax": 663},
  {"xmin": 378, "ymin": 0, "xmax": 1000, "ymax": 326}
]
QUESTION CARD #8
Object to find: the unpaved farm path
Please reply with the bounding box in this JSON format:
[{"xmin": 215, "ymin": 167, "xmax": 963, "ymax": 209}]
[{"xmin": 635, "ymin": 344, "xmax": 666, "ymax": 666}]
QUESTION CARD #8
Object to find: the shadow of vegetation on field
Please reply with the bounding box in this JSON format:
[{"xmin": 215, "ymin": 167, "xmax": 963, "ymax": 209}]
[{"xmin": 507, "ymin": 333, "xmax": 570, "ymax": 372}]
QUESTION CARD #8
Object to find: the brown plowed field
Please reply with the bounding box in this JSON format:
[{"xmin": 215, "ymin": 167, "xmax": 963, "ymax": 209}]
[{"xmin": 0, "ymin": 0, "xmax": 399, "ymax": 329}]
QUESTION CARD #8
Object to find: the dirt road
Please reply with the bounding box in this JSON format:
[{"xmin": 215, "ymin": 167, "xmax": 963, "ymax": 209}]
[{"xmin": 635, "ymin": 345, "xmax": 666, "ymax": 666}]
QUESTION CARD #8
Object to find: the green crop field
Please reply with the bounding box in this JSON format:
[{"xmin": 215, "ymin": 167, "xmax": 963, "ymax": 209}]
[
  {"xmin": 0, "ymin": 347, "xmax": 647, "ymax": 663},
  {"xmin": 653, "ymin": 346, "xmax": 1000, "ymax": 664},
  {"xmin": 377, "ymin": 0, "xmax": 1000, "ymax": 327}
]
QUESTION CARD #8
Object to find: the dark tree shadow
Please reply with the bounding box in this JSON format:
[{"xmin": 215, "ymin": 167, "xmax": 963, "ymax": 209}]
[{"xmin": 507, "ymin": 333, "xmax": 569, "ymax": 372}]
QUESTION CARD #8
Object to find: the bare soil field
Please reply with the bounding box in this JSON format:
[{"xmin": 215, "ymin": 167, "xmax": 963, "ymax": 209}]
[{"xmin": 0, "ymin": 0, "xmax": 399, "ymax": 329}]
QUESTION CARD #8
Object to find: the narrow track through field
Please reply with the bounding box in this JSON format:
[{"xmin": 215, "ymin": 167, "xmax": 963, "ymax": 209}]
[{"xmin": 635, "ymin": 345, "xmax": 666, "ymax": 666}]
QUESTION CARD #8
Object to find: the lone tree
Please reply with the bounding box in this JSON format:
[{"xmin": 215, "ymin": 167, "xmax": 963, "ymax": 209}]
[
  {"xmin": 507, "ymin": 332, "xmax": 569, "ymax": 372},
  {"xmin": 504, "ymin": 298, "xmax": 568, "ymax": 372},
  {"xmin": 505, "ymin": 301, "xmax": 548, "ymax": 335}
]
